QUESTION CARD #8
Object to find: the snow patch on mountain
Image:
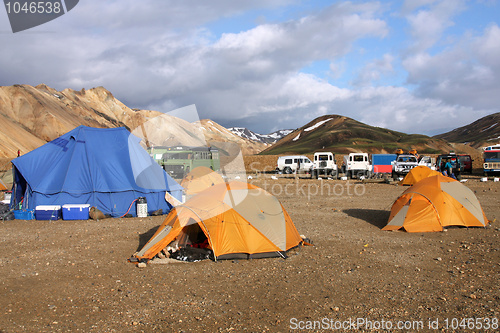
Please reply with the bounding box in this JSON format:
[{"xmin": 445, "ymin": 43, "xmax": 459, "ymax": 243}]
[
  {"xmin": 229, "ymin": 127, "xmax": 293, "ymax": 144},
  {"xmin": 304, "ymin": 118, "xmax": 332, "ymax": 132}
]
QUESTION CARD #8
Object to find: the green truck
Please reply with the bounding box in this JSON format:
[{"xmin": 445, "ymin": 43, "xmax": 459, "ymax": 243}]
[{"xmin": 148, "ymin": 146, "xmax": 220, "ymax": 178}]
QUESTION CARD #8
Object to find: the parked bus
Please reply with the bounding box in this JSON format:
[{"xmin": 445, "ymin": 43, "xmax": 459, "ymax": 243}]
[
  {"xmin": 148, "ymin": 146, "xmax": 220, "ymax": 178},
  {"xmin": 483, "ymin": 145, "xmax": 500, "ymax": 176},
  {"xmin": 148, "ymin": 146, "xmax": 172, "ymax": 164}
]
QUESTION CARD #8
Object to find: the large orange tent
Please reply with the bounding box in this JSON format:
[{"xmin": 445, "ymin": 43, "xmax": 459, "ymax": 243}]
[
  {"xmin": 131, "ymin": 181, "xmax": 304, "ymax": 261},
  {"xmin": 180, "ymin": 166, "xmax": 225, "ymax": 195},
  {"xmin": 383, "ymin": 174, "xmax": 489, "ymax": 232},
  {"xmin": 399, "ymin": 165, "xmax": 442, "ymax": 186}
]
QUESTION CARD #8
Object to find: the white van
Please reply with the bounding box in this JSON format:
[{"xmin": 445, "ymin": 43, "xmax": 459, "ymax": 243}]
[{"xmin": 276, "ymin": 155, "xmax": 313, "ymax": 174}]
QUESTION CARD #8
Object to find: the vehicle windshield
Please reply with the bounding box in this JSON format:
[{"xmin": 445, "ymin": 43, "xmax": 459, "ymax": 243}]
[
  {"xmin": 353, "ymin": 155, "xmax": 364, "ymax": 162},
  {"xmin": 419, "ymin": 157, "xmax": 430, "ymax": 163},
  {"xmin": 484, "ymin": 152, "xmax": 500, "ymax": 160},
  {"xmin": 164, "ymin": 152, "xmax": 191, "ymax": 159},
  {"xmin": 397, "ymin": 156, "xmax": 417, "ymax": 163},
  {"xmin": 318, "ymin": 155, "xmax": 329, "ymax": 161}
]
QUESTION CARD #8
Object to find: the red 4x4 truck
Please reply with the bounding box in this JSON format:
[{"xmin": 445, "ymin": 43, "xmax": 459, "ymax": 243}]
[{"xmin": 458, "ymin": 154, "xmax": 473, "ymax": 174}]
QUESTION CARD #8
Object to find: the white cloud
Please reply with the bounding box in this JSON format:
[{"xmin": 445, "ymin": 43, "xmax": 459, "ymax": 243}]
[
  {"xmin": 401, "ymin": 0, "xmax": 438, "ymax": 15},
  {"xmin": 403, "ymin": 22, "xmax": 500, "ymax": 110},
  {"xmin": 352, "ymin": 53, "xmax": 395, "ymax": 87},
  {"xmin": 475, "ymin": 23, "xmax": 500, "ymax": 69},
  {"xmin": 63, "ymin": 0, "xmax": 295, "ymax": 33},
  {"xmin": 328, "ymin": 61, "xmax": 346, "ymax": 80},
  {"xmin": 0, "ymin": 0, "xmax": 498, "ymax": 137},
  {"xmin": 215, "ymin": 24, "xmax": 286, "ymax": 56},
  {"xmin": 405, "ymin": 0, "xmax": 466, "ymax": 53}
]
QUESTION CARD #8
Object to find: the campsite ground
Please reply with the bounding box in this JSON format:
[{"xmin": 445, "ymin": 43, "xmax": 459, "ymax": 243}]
[{"xmin": 0, "ymin": 172, "xmax": 499, "ymax": 332}]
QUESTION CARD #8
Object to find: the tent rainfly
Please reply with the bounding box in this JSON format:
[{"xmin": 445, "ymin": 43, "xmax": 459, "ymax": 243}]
[
  {"xmin": 399, "ymin": 165, "xmax": 442, "ymax": 186},
  {"xmin": 0, "ymin": 179, "xmax": 7, "ymax": 191},
  {"xmin": 383, "ymin": 174, "xmax": 489, "ymax": 232},
  {"xmin": 11, "ymin": 126, "xmax": 183, "ymax": 217},
  {"xmin": 180, "ymin": 166, "xmax": 225, "ymax": 196},
  {"xmin": 132, "ymin": 181, "xmax": 304, "ymax": 261}
]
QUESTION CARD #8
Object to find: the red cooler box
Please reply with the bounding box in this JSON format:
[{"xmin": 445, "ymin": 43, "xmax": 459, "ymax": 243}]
[{"xmin": 62, "ymin": 204, "xmax": 90, "ymax": 220}]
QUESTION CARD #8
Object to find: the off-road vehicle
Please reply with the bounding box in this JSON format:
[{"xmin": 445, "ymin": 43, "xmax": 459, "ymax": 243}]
[
  {"xmin": 392, "ymin": 154, "xmax": 418, "ymax": 179},
  {"xmin": 312, "ymin": 152, "xmax": 338, "ymax": 179}
]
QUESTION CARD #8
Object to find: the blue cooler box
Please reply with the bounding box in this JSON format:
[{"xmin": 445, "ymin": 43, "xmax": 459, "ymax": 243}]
[
  {"xmin": 62, "ymin": 204, "xmax": 90, "ymax": 220},
  {"xmin": 35, "ymin": 205, "xmax": 62, "ymax": 220}
]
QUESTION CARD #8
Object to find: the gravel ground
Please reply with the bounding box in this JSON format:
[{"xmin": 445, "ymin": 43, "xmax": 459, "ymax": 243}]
[{"xmin": 0, "ymin": 174, "xmax": 499, "ymax": 332}]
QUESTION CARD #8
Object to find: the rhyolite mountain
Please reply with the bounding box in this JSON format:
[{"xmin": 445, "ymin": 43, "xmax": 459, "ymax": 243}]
[
  {"xmin": 261, "ymin": 114, "xmax": 453, "ymax": 155},
  {"xmin": 434, "ymin": 112, "xmax": 500, "ymax": 148},
  {"xmin": 0, "ymin": 84, "xmax": 265, "ymax": 160}
]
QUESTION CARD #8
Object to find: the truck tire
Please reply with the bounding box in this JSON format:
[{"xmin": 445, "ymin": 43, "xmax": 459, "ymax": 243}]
[{"xmin": 283, "ymin": 167, "xmax": 292, "ymax": 174}]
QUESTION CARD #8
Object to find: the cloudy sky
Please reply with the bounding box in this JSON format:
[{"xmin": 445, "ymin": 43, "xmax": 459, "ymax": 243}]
[{"xmin": 1, "ymin": 0, "xmax": 499, "ymax": 135}]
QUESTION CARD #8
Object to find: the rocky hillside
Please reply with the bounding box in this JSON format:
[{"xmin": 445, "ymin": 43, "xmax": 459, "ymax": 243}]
[
  {"xmin": 0, "ymin": 84, "xmax": 264, "ymax": 161},
  {"xmin": 197, "ymin": 120, "xmax": 266, "ymax": 155},
  {"xmin": 229, "ymin": 127, "xmax": 293, "ymax": 145},
  {"xmin": 0, "ymin": 84, "xmax": 161, "ymax": 158},
  {"xmin": 434, "ymin": 112, "xmax": 500, "ymax": 148},
  {"xmin": 261, "ymin": 114, "xmax": 453, "ymax": 155}
]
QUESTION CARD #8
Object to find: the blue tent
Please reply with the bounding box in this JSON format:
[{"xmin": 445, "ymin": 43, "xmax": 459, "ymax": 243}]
[{"xmin": 11, "ymin": 126, "xmax": 183, "ymax": 217}]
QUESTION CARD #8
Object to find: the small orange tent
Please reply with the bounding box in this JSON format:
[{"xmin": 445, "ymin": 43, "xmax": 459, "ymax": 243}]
[
  {"xmin": 180, "ymin": 166, "xmax": 225, "ymax": 195},
  {"xmin": 132, "ymin": 181, "xmax": 304, "ymax": 261},
  {"xmin": 399, "ymin": 166, "xmax": 442, "ymax": 186},
  {"xmin": 384, "ymin": 174, "xmax": 489, "ymax": 232},
  {"xmin": 0, "ymin": 179, "xmax": 7, "ymax": 191}
]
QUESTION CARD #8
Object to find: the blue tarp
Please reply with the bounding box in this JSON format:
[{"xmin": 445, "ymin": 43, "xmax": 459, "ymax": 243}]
[{"xmin": 11, "ymin": 126, "xmax": 183, "ymax": 217}]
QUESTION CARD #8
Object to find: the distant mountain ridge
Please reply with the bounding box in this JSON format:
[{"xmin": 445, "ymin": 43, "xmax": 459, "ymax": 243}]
[
  {"xmin": 229, "ymin": 127, "xmax": 293, "ymax": 145},
  {"xmin": 0, "ymin": 84, "xmax": 265, "ymax": 159},
  {"xmin": 434, "ymin": 112, "xmax": 500, "ymax": 148},
  {"xmin": 1, "ymin": 84, "xmax": 493, "ymax": 163},
  {"xmin": 261, "ymin": 114, "xmax": 453, "ymax": 155}
]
